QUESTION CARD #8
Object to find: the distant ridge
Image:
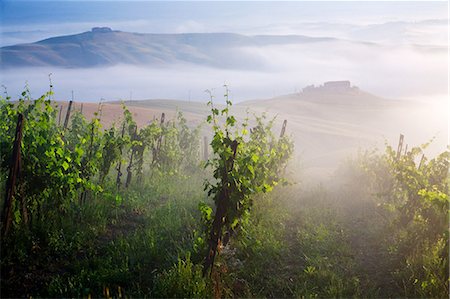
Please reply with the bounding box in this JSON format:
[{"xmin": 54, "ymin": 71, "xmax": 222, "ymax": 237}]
[{"xmin": 0, "ymin": 28, "xmax": 337, "ymax": 68}]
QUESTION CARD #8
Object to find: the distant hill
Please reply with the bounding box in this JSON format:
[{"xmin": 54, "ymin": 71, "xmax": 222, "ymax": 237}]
[
  {"xmin": 236, "ymin": 82, "xmax": 405, "ymax": 176},
  {"xmin": 236, "ymin": 86, "xmax": 445, "ymax": 179},
  {"xmin": 1, "ymin": 27, "xmax": 336, "ymax": 68}
]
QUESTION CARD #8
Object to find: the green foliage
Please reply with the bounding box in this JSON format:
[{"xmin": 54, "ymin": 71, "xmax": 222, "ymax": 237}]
[
  {"xmin": 0, "ymin": 89, "xmax": 205, "ymax": 297},
  {"xmin": 153, "ymin": 111, "xmax": 201, "ymax": 174},
  {"xmin": 99, "ymin": 126, "xmax": 122, "ymax": 183},
  {"xmin": 175, "ymin": 111, "xmax": 202, "ymax": 170},
  {"xmin": 0, "ymin": 90, "xmax": 101, "ymax": 229},
  {"xmin": 132, "ymin": 120, "xmax": 160, "ymax": 182},
  {"xmin": 203, "ymin": 86, "xmax": 294, "ymax": 239},
  {"xmin": 347, "ymin": 142, "xmax": 449, "ymax": 297}
]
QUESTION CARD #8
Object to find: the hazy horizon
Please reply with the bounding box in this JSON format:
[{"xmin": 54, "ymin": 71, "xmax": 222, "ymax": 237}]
[{"xmin": 0, "ymin": 1, "xmax": 448, "ymax": 103}]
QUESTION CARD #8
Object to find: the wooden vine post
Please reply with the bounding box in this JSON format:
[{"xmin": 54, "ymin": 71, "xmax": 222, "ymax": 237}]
[
  {"xmin": 203, "ymin": 136, "xmax": 209, "ymax": 160},
  {"xmin": 1, "ymin": 114, "xmax": 24, "ymax": 238},
  {"xmin": 396, "ymin": 134, "xmax": 404, "ymax": 160},
  {"xmin": 152, "ymin": 112, "xmax": 165, "ymax": 164},
  {"xmin": 116, "ymin": 122, "xmax": 126, "ymax": 191},
  {"xmin": 125, "ymin": 126, "xmax": 138, "ymax": 188},
  {"xmin": 418, "ymin": 154, "xmax": 425, "ymax": 169},
  {"xmin": 63, "ymin": 100, "xmax": 73, "ymax": 130},
  {"xmin": 58, "ymin": 105, "xmax": 63, "ymax": 126},
  {"xmin": 79, "ymin": 118, "xmax": 97, "ymax": 205},
  {"xmin": 280, "ymin": 119, "xmax": 287, "ymax": 138},
  {"xmin": 203, "ymin": 139, "xmax": 238, "ymax": 276}
]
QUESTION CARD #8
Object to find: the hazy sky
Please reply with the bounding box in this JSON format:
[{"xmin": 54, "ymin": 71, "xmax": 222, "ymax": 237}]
[
  {"xmin": 0, "ymin": 1, "xmax": 448, "ymax": 102},
  {"xmin": 1, "ymin": 1, "xmax": 448, "ymax": 45}
]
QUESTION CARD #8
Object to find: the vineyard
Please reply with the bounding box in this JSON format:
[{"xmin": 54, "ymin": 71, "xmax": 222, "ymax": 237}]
[{"xmin": 0, "ymin": 87, "xmax": 448, "ymax": 298}]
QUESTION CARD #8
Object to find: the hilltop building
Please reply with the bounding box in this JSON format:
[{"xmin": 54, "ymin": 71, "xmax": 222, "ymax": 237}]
[
  {"xmin": 91, "ymin": 27, "xmax": 113, "ymax": 33},
  {"xmin": 323, "ymin": 80, "xmax": 351, "ymax": 91},
  {"xmin": 302, "ymin": 81, "xmax": 359, "ymax": 94}
]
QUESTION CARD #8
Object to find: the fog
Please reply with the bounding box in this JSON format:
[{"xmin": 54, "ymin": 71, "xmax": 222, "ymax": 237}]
[
  {"xmin": 1, "ymin": 1, "xmax": 447, "ymax": 103},
  {"xmin": 239, "ymin": 91, "xmax": 447, "ymax": 181},
  {"xmin": 1, "ymin": 39, "xmax": 447, "ymax": 102}
]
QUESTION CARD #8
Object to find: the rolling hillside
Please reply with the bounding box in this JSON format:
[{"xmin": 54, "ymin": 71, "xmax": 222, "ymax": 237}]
[
  {"xmin": 1, "ymin": 28, "xmax": 336, "ymax": 68},
  {"xmin": 63, "ymin": 82, "xmax": 444, "ymax": 179}
]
